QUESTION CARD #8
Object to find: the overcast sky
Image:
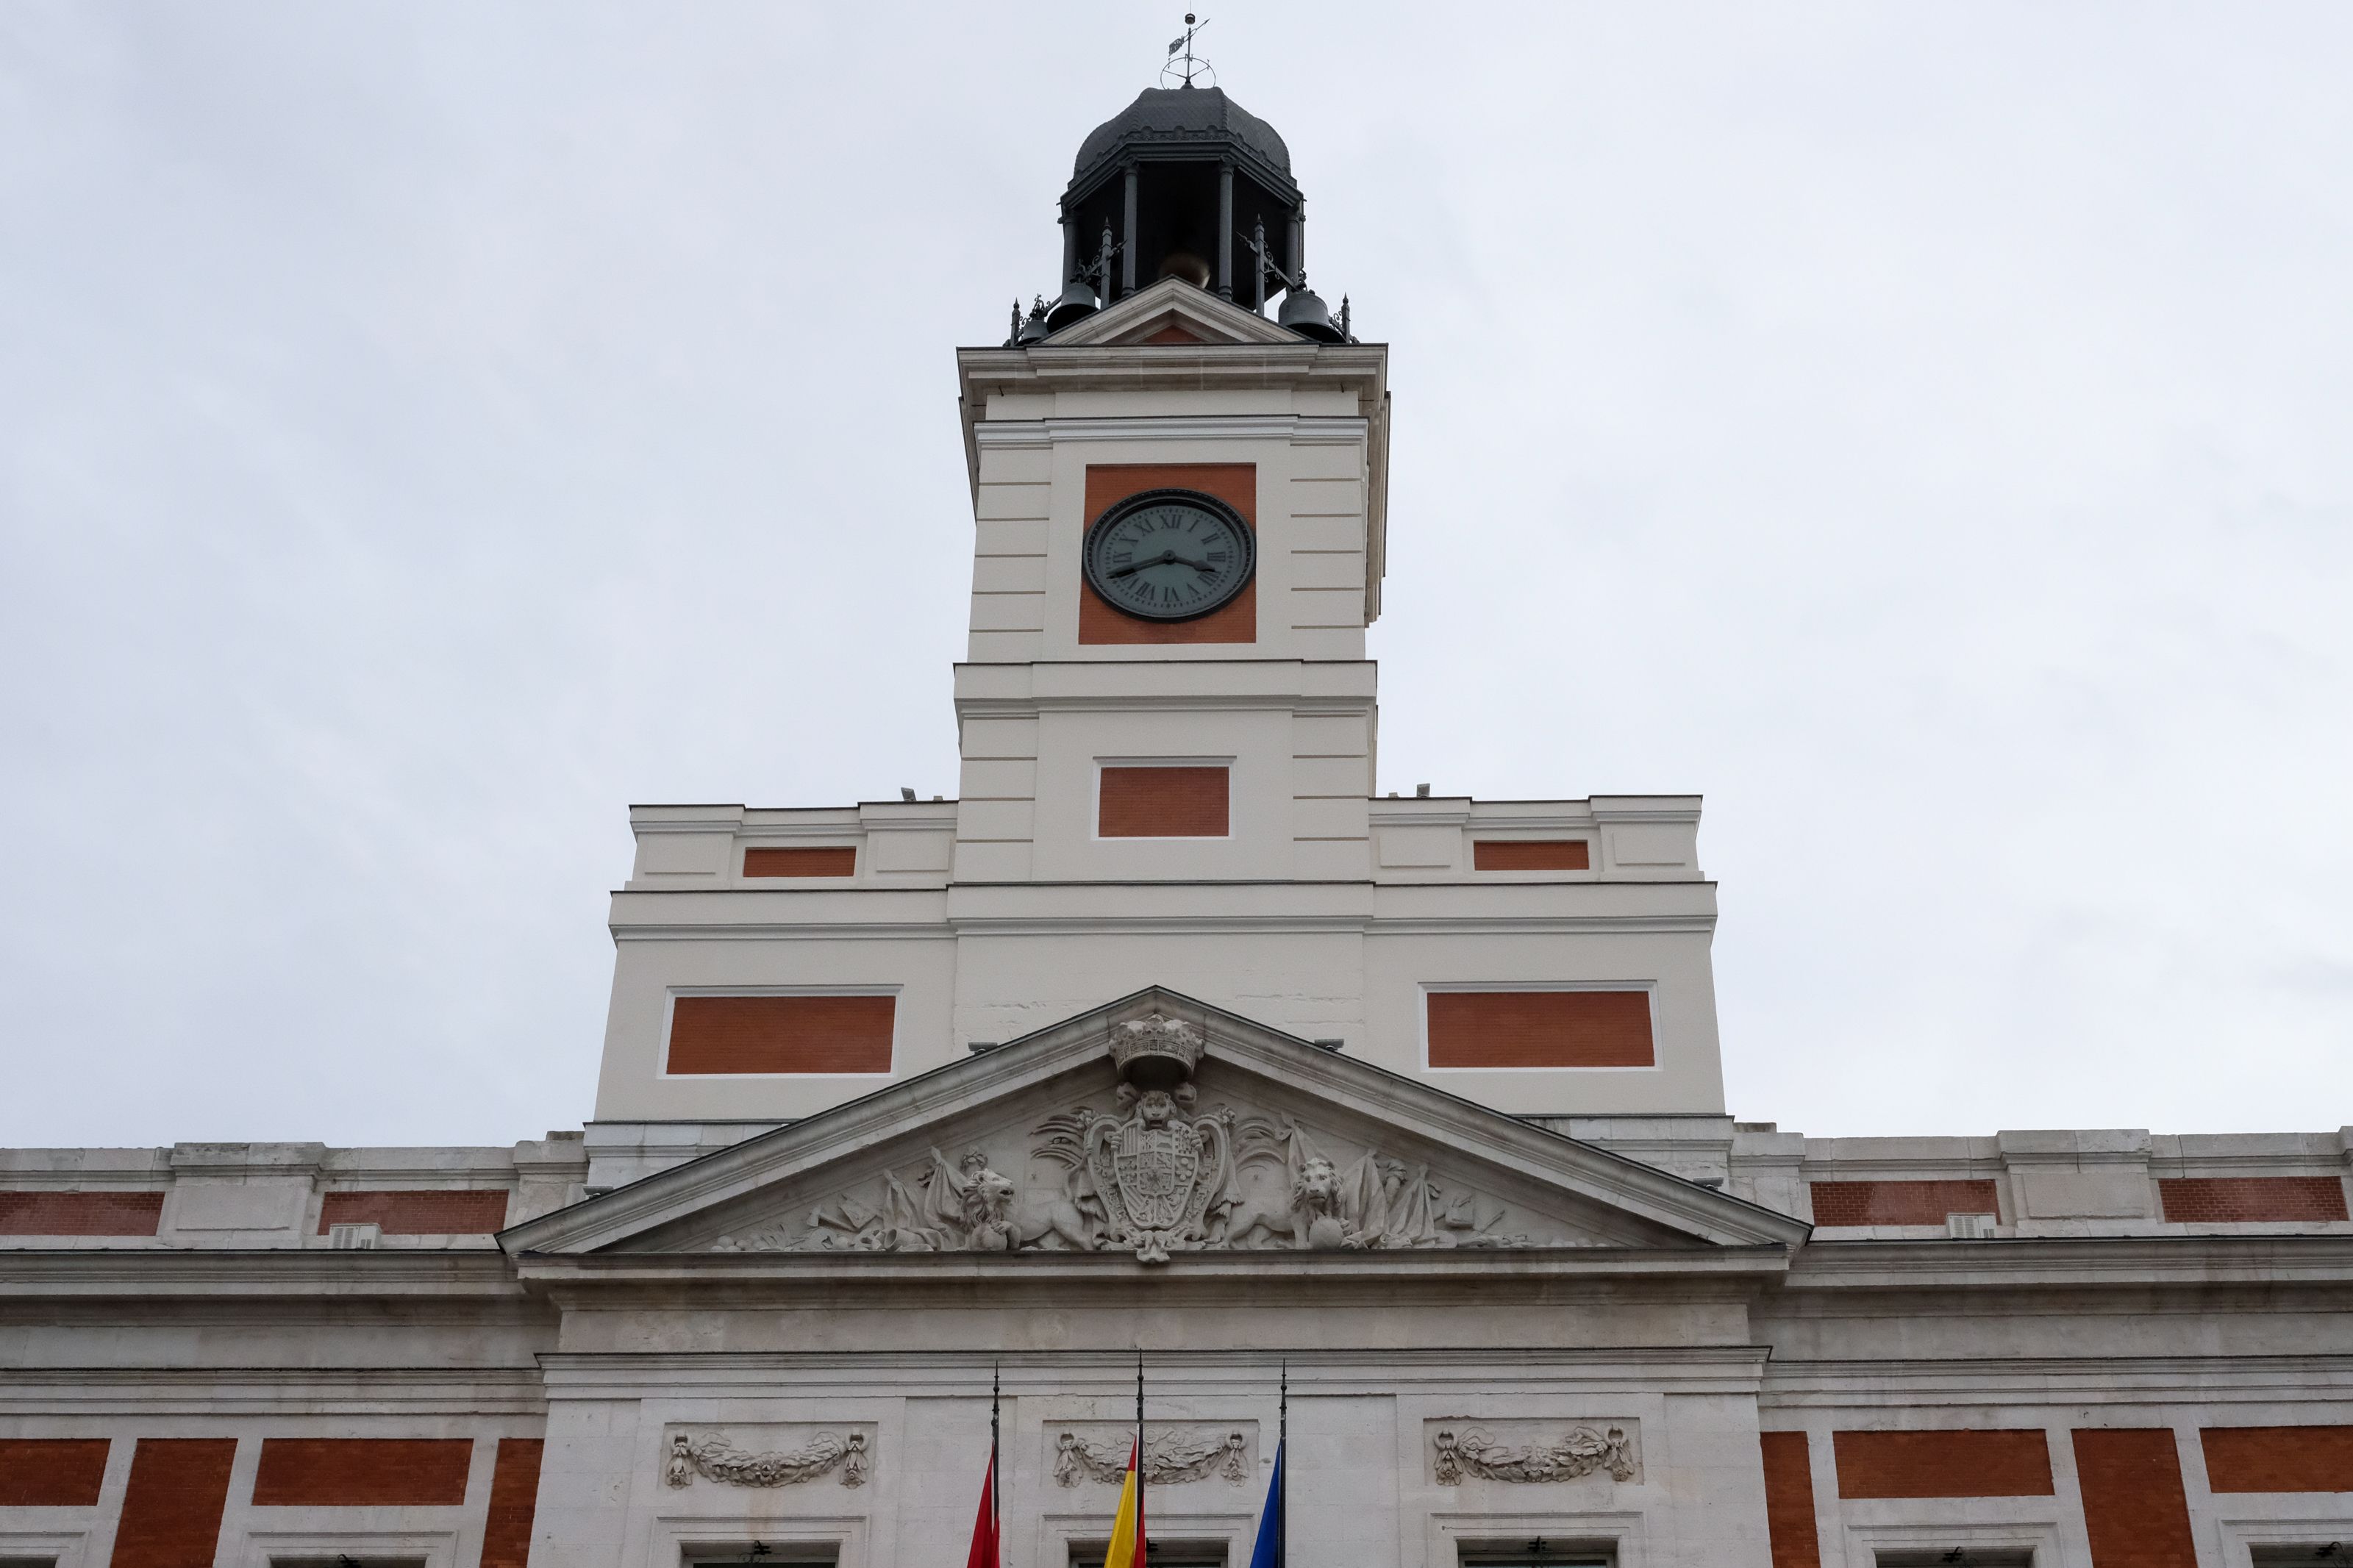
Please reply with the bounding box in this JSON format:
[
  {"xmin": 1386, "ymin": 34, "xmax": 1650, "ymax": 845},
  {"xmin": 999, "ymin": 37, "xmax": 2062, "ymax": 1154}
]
[{"xmin": 3, "ymin": 4, "xmax": 2349, "ymax": 1150}]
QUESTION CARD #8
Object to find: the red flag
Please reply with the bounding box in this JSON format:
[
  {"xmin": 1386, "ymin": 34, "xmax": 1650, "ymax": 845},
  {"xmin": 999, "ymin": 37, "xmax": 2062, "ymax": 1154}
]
[{"xmin": 964, "ymin": 1442, "xmax": 999, "ymax": 1568}]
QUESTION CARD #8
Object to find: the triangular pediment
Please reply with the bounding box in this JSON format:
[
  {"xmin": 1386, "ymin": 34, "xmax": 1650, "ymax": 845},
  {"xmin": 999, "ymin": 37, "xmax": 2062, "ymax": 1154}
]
[
  {"xmin": 1042, "ymin": 276, "xmax": 1309, "ymax": 349},
  {"xmin": 501, "ymin": 989, "xmax": 1807, "ymax": 1267}
]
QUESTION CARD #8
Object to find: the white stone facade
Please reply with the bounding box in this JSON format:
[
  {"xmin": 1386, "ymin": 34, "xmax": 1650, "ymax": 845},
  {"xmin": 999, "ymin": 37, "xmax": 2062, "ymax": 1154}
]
[{"xmin": 7, "ymin": 89, "xmax": 2352, "ymax": 1568}]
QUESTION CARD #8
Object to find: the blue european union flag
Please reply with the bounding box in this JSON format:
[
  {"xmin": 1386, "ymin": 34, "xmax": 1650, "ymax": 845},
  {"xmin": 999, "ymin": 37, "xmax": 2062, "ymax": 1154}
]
[{"xmin": 1247, "ymin": 1439, "xmax": 1284, "ymax": 1568}]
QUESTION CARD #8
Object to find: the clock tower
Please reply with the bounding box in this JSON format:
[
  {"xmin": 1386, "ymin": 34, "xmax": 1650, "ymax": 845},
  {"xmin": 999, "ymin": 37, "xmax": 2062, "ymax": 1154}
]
[
  {"xmin": 951, "ymin": 84, "xmax": 1389, "ymax": 888},
  {"xmin": 598, "ymin": 82, "xmax": 1727, "ymax": 1133}
]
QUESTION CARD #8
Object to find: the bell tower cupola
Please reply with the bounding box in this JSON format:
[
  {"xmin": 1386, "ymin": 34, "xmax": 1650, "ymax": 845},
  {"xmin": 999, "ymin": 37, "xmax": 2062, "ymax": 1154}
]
[{"xmin": 1028, "ymin": 80, "xmax": 1347, "ymax": 343}]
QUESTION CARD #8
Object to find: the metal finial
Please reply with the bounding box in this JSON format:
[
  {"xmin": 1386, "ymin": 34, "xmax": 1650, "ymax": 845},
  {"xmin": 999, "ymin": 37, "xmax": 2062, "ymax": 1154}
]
[{"xmin": 1161, "ymin": 13, "xmax": 1215, "ymax": 89}]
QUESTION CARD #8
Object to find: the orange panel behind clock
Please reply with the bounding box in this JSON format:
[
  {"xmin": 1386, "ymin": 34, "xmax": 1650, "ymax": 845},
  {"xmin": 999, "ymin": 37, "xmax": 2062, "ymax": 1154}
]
[{"xmin": 1080, "ymin": 463, "xmax": 1257, "ymax": 645}]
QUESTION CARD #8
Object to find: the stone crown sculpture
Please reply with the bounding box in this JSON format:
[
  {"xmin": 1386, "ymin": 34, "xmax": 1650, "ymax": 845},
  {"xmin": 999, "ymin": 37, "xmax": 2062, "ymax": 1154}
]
[{"xmin": 1107, "ymin": 1011, "xmax": 1206, "ymax": 1089}]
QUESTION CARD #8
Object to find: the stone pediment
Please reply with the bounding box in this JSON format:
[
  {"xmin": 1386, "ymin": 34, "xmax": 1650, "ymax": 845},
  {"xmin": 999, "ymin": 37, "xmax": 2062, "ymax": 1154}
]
[
  {"xmin": 1040, "ymin": 276, "xmax": 1311, "ymax": 349},
  {"xmin": 500, "ymin": 989, "xmax": 1807, "ymax": 1265}
]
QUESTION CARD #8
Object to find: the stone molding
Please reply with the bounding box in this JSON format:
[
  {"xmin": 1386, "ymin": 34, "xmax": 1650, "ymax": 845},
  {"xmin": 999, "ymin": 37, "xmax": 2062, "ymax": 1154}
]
[
  {"xmin": 662, "ymin": 1426, "xmax": 871, "ymax": 1489},
  {"xmin": 1430, "ymin": 1420, "xmax": 1639, "ymax": 1485},
  {"xmin": 1051, "ymin": 1423, "xmax": 1253, "ymax": 1487}
]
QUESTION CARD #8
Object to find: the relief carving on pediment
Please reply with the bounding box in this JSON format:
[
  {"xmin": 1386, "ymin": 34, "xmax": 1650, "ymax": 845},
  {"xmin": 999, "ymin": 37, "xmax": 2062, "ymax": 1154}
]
[
  {"xmin": 663, "ymin": 1426, "xmax": 871, "ymax": 1488},
  {"xmin": 1429, "ymin": 1420, "xmax": 1639, "ymax": 1485},
  {"xmin": 709, "ymin": 1011, "xmax": 1553, "ymax": 1263}
]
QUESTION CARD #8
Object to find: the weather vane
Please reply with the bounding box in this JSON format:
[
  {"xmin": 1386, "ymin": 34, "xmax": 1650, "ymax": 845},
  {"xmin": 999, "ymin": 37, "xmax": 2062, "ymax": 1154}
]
[{"xmin": 1161, "ymin": 12, "xmax": 1213, "ymax": 89}]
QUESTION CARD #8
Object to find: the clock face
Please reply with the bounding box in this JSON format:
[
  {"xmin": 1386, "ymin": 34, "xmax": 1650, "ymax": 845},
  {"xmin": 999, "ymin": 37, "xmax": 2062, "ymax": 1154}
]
[{"xmin": 1082, "ymin": 489, "xmax": 1255, "ymax": 622}]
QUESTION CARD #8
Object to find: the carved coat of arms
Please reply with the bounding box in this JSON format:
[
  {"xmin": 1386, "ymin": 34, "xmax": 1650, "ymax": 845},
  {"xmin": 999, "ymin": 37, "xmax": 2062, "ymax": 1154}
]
[{"xmin": 1037, "ymin": 1052, "xmax": 1235, "ymax": 1262}]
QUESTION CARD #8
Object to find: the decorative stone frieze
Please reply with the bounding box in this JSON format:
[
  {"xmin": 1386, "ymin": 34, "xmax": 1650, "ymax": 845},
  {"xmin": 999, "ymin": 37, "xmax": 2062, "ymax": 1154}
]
[
  {"xmin": 1430, "ymin": 1421, "xmax": 1638, "ymax": 1485},
  {"xmin": 1051, "ymin": 1424, "xmax": 1253, "ymax": 1486},
  {"xmin": 663, "ymin": 1428, "xmax": 871, "ymax": 1489}
]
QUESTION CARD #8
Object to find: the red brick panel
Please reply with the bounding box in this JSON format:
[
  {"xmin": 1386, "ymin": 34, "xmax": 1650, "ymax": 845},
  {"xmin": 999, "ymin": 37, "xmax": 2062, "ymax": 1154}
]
[
  {"xmin": 111, "ymin": 1438, "xmax": 235, "ymax": 1568},
  {"xmin": 1810, "ymin": 1179, "xmax": 2002, "ymax": 1227},
  {"xmin": 251, "ymin": 1437, "xmax": 472, "ymax": 1506},
  {"xmin": 1760, "ymin": 1432, "xmax": 1822, "ymax": 1568},
  {"xmin": 1473, "ymin": 840, "xmax": 1593, "ymax": 871},
  {"xmin": 2074, "ymin": 1429, "xmax": 2199, "ymax": 1568},
  {"xmin": 1425, "ymin": 990, "xmax": 1656, "ymax": 1069},
  {"xmin": 0, "ymin": 1189, "xmax": 165, "ymax": 1236},
  {"xmin": 2159, "ymin": 1177, "xmax": 2349, "ymax": 1224},
  {"xmin": 2201, "ymin": 1426, "xmax": 2353, "ymax": 1492},
  {"xmin": 1832, "ymin": 1429, "xmax": 2054, "ymax": 1498},
  {"xmin": 1080, "ymin": 463, "xmax": 1257, "ymax": 645},
  {"xmin": 743, "ymin": 845, "xmax": 856, "ymax": 878},
  {"xmin": 0, "ymin": 1438, "xmax": 110, "ymax": 1505},
  {"xmin": 1098, "ymin": 766, "xmax": 1230, "ymax": 839},
  {"xmin": 666, "ymin": 994, "xmax": 896, "ymax": 1075},
  {"xmin": 317, "ymin": 1189, "xmax": 510, "ymax": 1236},
  {"xmin": 479, "ymin": 1437, "xmax": 543, "ymax": 1568}
]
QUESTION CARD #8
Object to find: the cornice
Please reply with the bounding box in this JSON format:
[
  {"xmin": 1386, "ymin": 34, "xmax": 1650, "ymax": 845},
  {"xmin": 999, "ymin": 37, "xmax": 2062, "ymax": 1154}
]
[
  {"xmin": 971, "ymin": 415, "xmax": 1369, "ymax": 448},
  {"xmin": 510, "ymin": 1245, "xmax": 1792, "ymax": 1289},
  {"xmin": 540, "ymin": 1344, "xmax": 1771, "ymax": 1396},
  {"xmin": 0, "ymin": 1367, "xmax": 549, "ymax": 1417},
  {"xmin": 1781, "ymin": 1234, "xmax": 2353, "ymax": 1292},
  {"xmin": 1760, "ymin": 1355, "xmax": 2353, "ymax": 1405},
  {"xmin": 0, "ymin": 1249, "xmax": 528, "ymax": 1299}
]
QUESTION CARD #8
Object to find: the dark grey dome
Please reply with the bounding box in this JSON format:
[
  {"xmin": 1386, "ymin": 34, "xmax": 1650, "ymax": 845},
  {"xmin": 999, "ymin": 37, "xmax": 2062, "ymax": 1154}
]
[{"xmin": 1071, "ymin": 87, "xmax": 1292, "ymax": 189}]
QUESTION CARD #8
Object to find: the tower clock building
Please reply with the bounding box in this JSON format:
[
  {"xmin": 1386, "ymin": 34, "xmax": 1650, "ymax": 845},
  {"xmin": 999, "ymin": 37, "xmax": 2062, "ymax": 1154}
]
[{"xmin": 6, "ymin": 78, "xmax": 2353, "ymax": 1568}]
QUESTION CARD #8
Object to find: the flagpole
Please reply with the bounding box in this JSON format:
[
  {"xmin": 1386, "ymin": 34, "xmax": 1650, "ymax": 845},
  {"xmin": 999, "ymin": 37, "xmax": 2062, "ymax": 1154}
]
[
  {"xmin": 991, "ymin": 1361, "xmax": 1001, "ymax": 1546},
  {"xmin": 1136, "ymin": 1349, "xmax": 1147, "ymax": 1564},
  {"xmin": 1278, "ymin": 1359, "xmax": 1288, "ymax": 1568}
]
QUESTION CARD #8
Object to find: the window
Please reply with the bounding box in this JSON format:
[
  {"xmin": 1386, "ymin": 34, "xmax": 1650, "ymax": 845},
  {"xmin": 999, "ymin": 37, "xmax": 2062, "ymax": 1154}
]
[
  {"xmin": 686, "ymin": 1551, "xmax": 838, "ymax": 1567},
  {"xmin": 1069, "ymin": 1548, "xmax": 1224, "ymax": 1567}
]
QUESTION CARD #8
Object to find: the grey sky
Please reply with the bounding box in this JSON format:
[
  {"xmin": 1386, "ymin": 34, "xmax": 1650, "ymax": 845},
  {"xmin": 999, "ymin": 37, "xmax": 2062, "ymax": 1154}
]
[{"xmin": 3, "ymin": 4, "xmax": 2348, "ymax": 1149}]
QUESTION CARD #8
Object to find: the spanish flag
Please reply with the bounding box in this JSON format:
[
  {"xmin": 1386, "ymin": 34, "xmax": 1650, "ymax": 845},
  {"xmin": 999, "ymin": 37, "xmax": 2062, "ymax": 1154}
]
[{"xmin": 1102, "ymin": 1436, "xmax": 1145, "ymax": 1568}]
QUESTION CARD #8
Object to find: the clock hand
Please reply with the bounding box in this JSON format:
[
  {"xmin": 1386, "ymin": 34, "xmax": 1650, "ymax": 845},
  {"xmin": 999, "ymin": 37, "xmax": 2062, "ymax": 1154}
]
[
  {"xmin": 1108, "ymin": 550, "xmax": 1173, "ymax": 578},
  {"xmin": 1108, "ymin": 549, "xmax": 1215, "ymax": 578}
]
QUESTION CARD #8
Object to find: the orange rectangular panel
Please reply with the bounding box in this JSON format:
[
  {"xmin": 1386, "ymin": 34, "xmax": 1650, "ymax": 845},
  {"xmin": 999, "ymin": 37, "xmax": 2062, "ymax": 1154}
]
[
  {"xmin": 743, "ymin": 845, "xmax": 856, "ymax": 878},
  {"xmin": 1099, "ymin": 766, "xmax": 1230, "ymax": 839},
  {"xmin": 1425, "ymin": 990, "xmax": 1654, "ymax": 1068},
  {"xmin": 1760, "ymin": 1432, "xmax": 1822, "ymax": 1568},
  {"xmin": 666, "ymin": 994, "xmax": 896, "ymax": 1075},
  {"xmin": 114, "ymin": 1439, "xmax": 237, "ymax": 1568},
  {"xmin": 0, "ymin": 1189, "xmax": 165, "ymax": 1236},
  {"xmin": 0, "ymin": 1438, "xmax": 110, "ymax": 1505},
  {"xmin": 2074, "ymin": 1429, "xmax": 2199, "ymax": 1568},
  {"xmin": 1080, "ymin": 463, "xmax": 1257, "ymax": 645},
  {"xmin": 251, "ymin": 1437, "xmax": 473, "ymax": 1506},
  {"xmin": 1810, "ymin": 1179, "xmax": 2002, "ymax": 1227},
  {"xmin": 2202, "ymin": 1425, "xmax": 2353, "ymax": 1492},
  {"xmin": 1832, "ymin": 1429, "xmax": 2054, "ymax": 1498},
  {"xmin": 2159, "ymin": 1177, "xmax": 2349, "ymax": 1223},
  {"xmin": 316, "ymin": 1189, "xmax": 511, "ymax": 1236},
  {"xmin": 1473, "ymin": 840, "xmax": 1592, "ymax": 871},
  {"xmin": 479, "ymin": 1438, "xmax": 546, "ymax": 1568}
]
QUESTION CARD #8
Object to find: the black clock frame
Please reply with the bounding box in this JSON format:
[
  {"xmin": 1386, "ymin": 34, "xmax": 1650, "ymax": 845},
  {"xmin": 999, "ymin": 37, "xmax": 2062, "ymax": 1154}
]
[{"xmin": 1081, "ymin": 487, "xmax": 1257, "ymax": 623}]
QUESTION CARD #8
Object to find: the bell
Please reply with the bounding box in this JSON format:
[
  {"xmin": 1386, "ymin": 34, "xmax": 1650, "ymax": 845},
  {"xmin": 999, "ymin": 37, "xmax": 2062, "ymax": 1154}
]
[
  {"xmin": 1043, "ymin": 277, "xmax": 1099, "ymax": 333},
  {"xmin": 1277, "ymin": 284, "xmax": 1346, "ymax": 343},
  {"xmin": 1012, "ymin": 293, "xmax": 1051, "ymax": 346},
  {"xmin": 1156, "ymin": 251, "xmax": 1212, "ymax": 289}
]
